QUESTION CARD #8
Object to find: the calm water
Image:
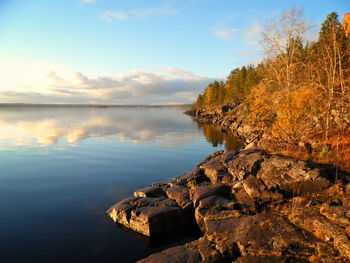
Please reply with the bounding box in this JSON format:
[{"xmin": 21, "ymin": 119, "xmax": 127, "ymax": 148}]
[{"xmin": 0, "ymin": 107, "xmax": 241, "ymax": 263}]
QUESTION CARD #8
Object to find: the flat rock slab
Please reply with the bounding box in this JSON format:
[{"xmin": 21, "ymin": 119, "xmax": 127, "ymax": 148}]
[
  {"xmin": 134, "ymin": 186, "xmax": 164, "ymax": 198},
  {"xmin": 137, "ymin": 240, "xmax": 202, "ymax": 263},
  {"xmin": 107, "ymin": 196, "xmax": 187, "ymax": 237},
  {"xmin": 205, "ymin": 211, "xmax": 336, "ymax": 259}
]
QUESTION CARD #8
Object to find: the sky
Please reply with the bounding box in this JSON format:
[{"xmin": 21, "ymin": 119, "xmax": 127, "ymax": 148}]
[{"xmin": 0, "ymin": 0, "xmax": 348, "ymax": 105}]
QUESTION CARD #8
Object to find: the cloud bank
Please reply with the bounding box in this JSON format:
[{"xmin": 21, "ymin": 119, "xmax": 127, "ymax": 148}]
[{"xmin": 0, "ymin": 59, "xmax": 216, "ymax": 105}]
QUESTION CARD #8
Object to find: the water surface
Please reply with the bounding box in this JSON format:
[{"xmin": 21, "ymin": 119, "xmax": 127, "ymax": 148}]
[{"xmin": 0, "ymin": 107, "xmax": 241, "ymax": 262}]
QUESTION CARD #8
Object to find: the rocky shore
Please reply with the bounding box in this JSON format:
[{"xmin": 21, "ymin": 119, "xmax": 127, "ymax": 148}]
[
  {"xmin": 185, "ymin": 105, "xmax": 326, "ymax": 156},
  {"xmin": 107, "ymin": 148, "xmax": 350, "ymax": 262},
  {"xmin": 185, "ymin": 105, "xmax": 262, "ymax": 148}
]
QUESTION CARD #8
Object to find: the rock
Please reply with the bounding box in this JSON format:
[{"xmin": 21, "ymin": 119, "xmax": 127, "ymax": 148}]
[
  {"xmin": 227, "ymin": 149, "xmax": 265, "ymax": 180},
  {"xmin": 233, "ymin": 187, "xmax": 257, "ymax": 213},
  {"xmin": 137, "ymin": 240, "xmax": 202, "ymax": 263},
  {"xmin": 200, "ymin": 156, "xmax": 228, "ymax": 184},
  {"xmin": 233, "ymin": 255, "xmax": 284, "ymax": 263},
  {"xmin": 205, "ymin": 212, "xmax": 336, "ymax": 261},
  {"xmin": 241, "ymin": 175, "xmax": 269, "ymax": 201},
  {"xmin": 107, "ymin": 197, "xmax": 137, "ymax": 226},
  {"xmin": 165, "ymin": 184, "xmax": 189, "ymax": 201},
  {"xmin": 194, "ymin": 195, "xmax": 242, "ymax": 232},
  {"xmin": 134, "ymin": 186, "xmax": 163, "ymax": 198},
  {"xmin": 256, "ymin": 155, "xmax": 330, "ymax": 196},
  {"xmin": 237, "ymin": 124, "xmax": 255, "ymax": 136},
  {"xmin": 107, "ymin": 148, "xmax": 350, "ymax": 262},
  {"xmin": 107, "ymin": 196, "xmax": 188, "ymax": 237},
  {"xmin": 189, "ymin": 183, "xmax": 231, "ymax": 208},
  {"xmin": 280, "ymin": 197, "xmax": 350, "ymax": 260},
  {"xmin": 171, "ymin": 169, "xmax": 209, "ymax": 189},
  {"xmin": 319, "ymin": 203, "xmax": 350, "ymax": 227},
  {"xmin": 165, "ymin": 185, "xmax": 193, "ymax": 215},
  {"xmin": 129, "ymin": 206, "xmax": 185, "ymax": 236},
  {"xmin": 240, "ymin": 175, "xmax": 284, "ymax": 203},
  {"xmin": 197, "ymin": 237, "xmax": 224, "ymax": 263},
  {"xmin": 199, "ymin": 151, "xmax": 238, "ymax": 184},
  {"xmin": 195, "ymin": 150, "xmax": 225, "ymax": 168},
  {"xmin": 243, "ymin": 141, "xmax": 256, "ymax": 150}
]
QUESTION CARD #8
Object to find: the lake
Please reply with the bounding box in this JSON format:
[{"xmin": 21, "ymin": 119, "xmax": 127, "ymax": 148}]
[{"xmin": 0, "ymin": 107, "xmax": 241, "ymax": 263}]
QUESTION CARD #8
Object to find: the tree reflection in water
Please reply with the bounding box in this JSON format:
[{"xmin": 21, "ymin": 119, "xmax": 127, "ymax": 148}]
[{"xmin": 195, "ymin": 122, "xmax": 243, "ymax": 150}]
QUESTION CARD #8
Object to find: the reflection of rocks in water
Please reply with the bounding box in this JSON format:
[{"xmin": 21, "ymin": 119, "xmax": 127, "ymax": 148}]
[
  {"xmin": 196, "ymin": 122, "xmax": 243, "ymax": 150},
  {"xmin": 225, "ymin": 132, "xmax": 243, "ymax": 150},
  {"xmin": 114, "ymin": 222, "xmax": 201, "ymax": 248}
]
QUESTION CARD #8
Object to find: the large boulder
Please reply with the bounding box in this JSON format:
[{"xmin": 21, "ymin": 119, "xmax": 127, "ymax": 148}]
[
  {"xmin": 199, "ymin": 151, "xmax": 237, "ymax": 184},
  {"xmin": 194, "ymin": 195, "xmax": 242, "ymax": 232},
  {"xmin": 107, "ymin": 196, "xmax": 188, "ymax": 237}
]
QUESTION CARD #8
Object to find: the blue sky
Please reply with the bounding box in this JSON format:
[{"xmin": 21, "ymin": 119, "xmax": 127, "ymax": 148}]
[{"xmin": 0, "ymin": 0, "xmax": 348, "ymax": 104}]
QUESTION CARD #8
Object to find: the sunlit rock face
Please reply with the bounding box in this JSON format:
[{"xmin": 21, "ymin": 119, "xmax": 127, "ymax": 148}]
[{"xmin": 107, "ymin": 149, "xmax": 350, "ymax": 263}]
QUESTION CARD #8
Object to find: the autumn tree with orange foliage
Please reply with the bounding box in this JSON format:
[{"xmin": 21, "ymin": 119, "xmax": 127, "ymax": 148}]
[
  {"xmin": 342, "ymin": 12, "xmax": 350, "ymax": 37},
  {"xmin": 192, "ymin": 9, "xmax": 350, "ymax": 170},
  {"xmin": 193, "ymin": 66, "xmax": 260, "ymax": 109}
]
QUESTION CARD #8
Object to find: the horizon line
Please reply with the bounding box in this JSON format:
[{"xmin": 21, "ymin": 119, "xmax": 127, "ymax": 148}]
[{"xmin": 0, "ymin": 102, "xmax": 192, "ymax": 108}]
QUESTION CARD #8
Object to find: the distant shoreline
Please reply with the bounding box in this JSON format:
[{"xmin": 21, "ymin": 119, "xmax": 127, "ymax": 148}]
[{"xmin": 0, "ymin": 103, "xmax": 191, "ymax": 108}]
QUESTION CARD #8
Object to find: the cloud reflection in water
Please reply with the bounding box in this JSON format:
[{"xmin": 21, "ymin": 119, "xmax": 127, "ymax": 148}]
[{"xmin": 0, "ymin": 107, "xmax": 203, "ymax": 150}]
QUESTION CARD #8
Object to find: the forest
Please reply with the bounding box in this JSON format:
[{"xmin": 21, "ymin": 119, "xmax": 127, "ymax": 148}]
[{"xmin": 193, "ymin": 10, "xmax": 350, "ymax": 170}]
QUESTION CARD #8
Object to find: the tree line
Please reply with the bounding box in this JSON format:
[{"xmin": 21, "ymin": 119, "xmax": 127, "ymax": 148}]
[{"xmin": 193, "ymin": 10, "xmax": 350, "ymax": 168}]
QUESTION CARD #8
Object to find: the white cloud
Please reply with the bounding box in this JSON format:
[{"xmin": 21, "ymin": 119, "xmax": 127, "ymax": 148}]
[
  {"xmin": 214, "ymin": 21, "xmax": 262, "ymax": 45},
  {"xmin": 214, "ymin": 28, "xmax": 239, "ymax": 41},
  {"xmin": 130, "ymin": 8, "xmax": 176, "ymax": 19},
  {"xmin": 101, "ymin": 7, "xmax": 176, "ymax": 22},
  {"xmin": 101, "ymin": 11, "xmax": 128, "ymax": 22},
  {"xmin": 0, "ymin": 59, "xmax": 216, "ymax": 105},
  {"xmin": 79, "ymin": 0, "xmax": 95, "ymax": 3},
  {"xmin": 244, "ymin": 21, "xmax": 262, "ymax": 45},
  {"xmin": 162, "ymin": 67, "xmax": 203, "ymax": 81}
]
